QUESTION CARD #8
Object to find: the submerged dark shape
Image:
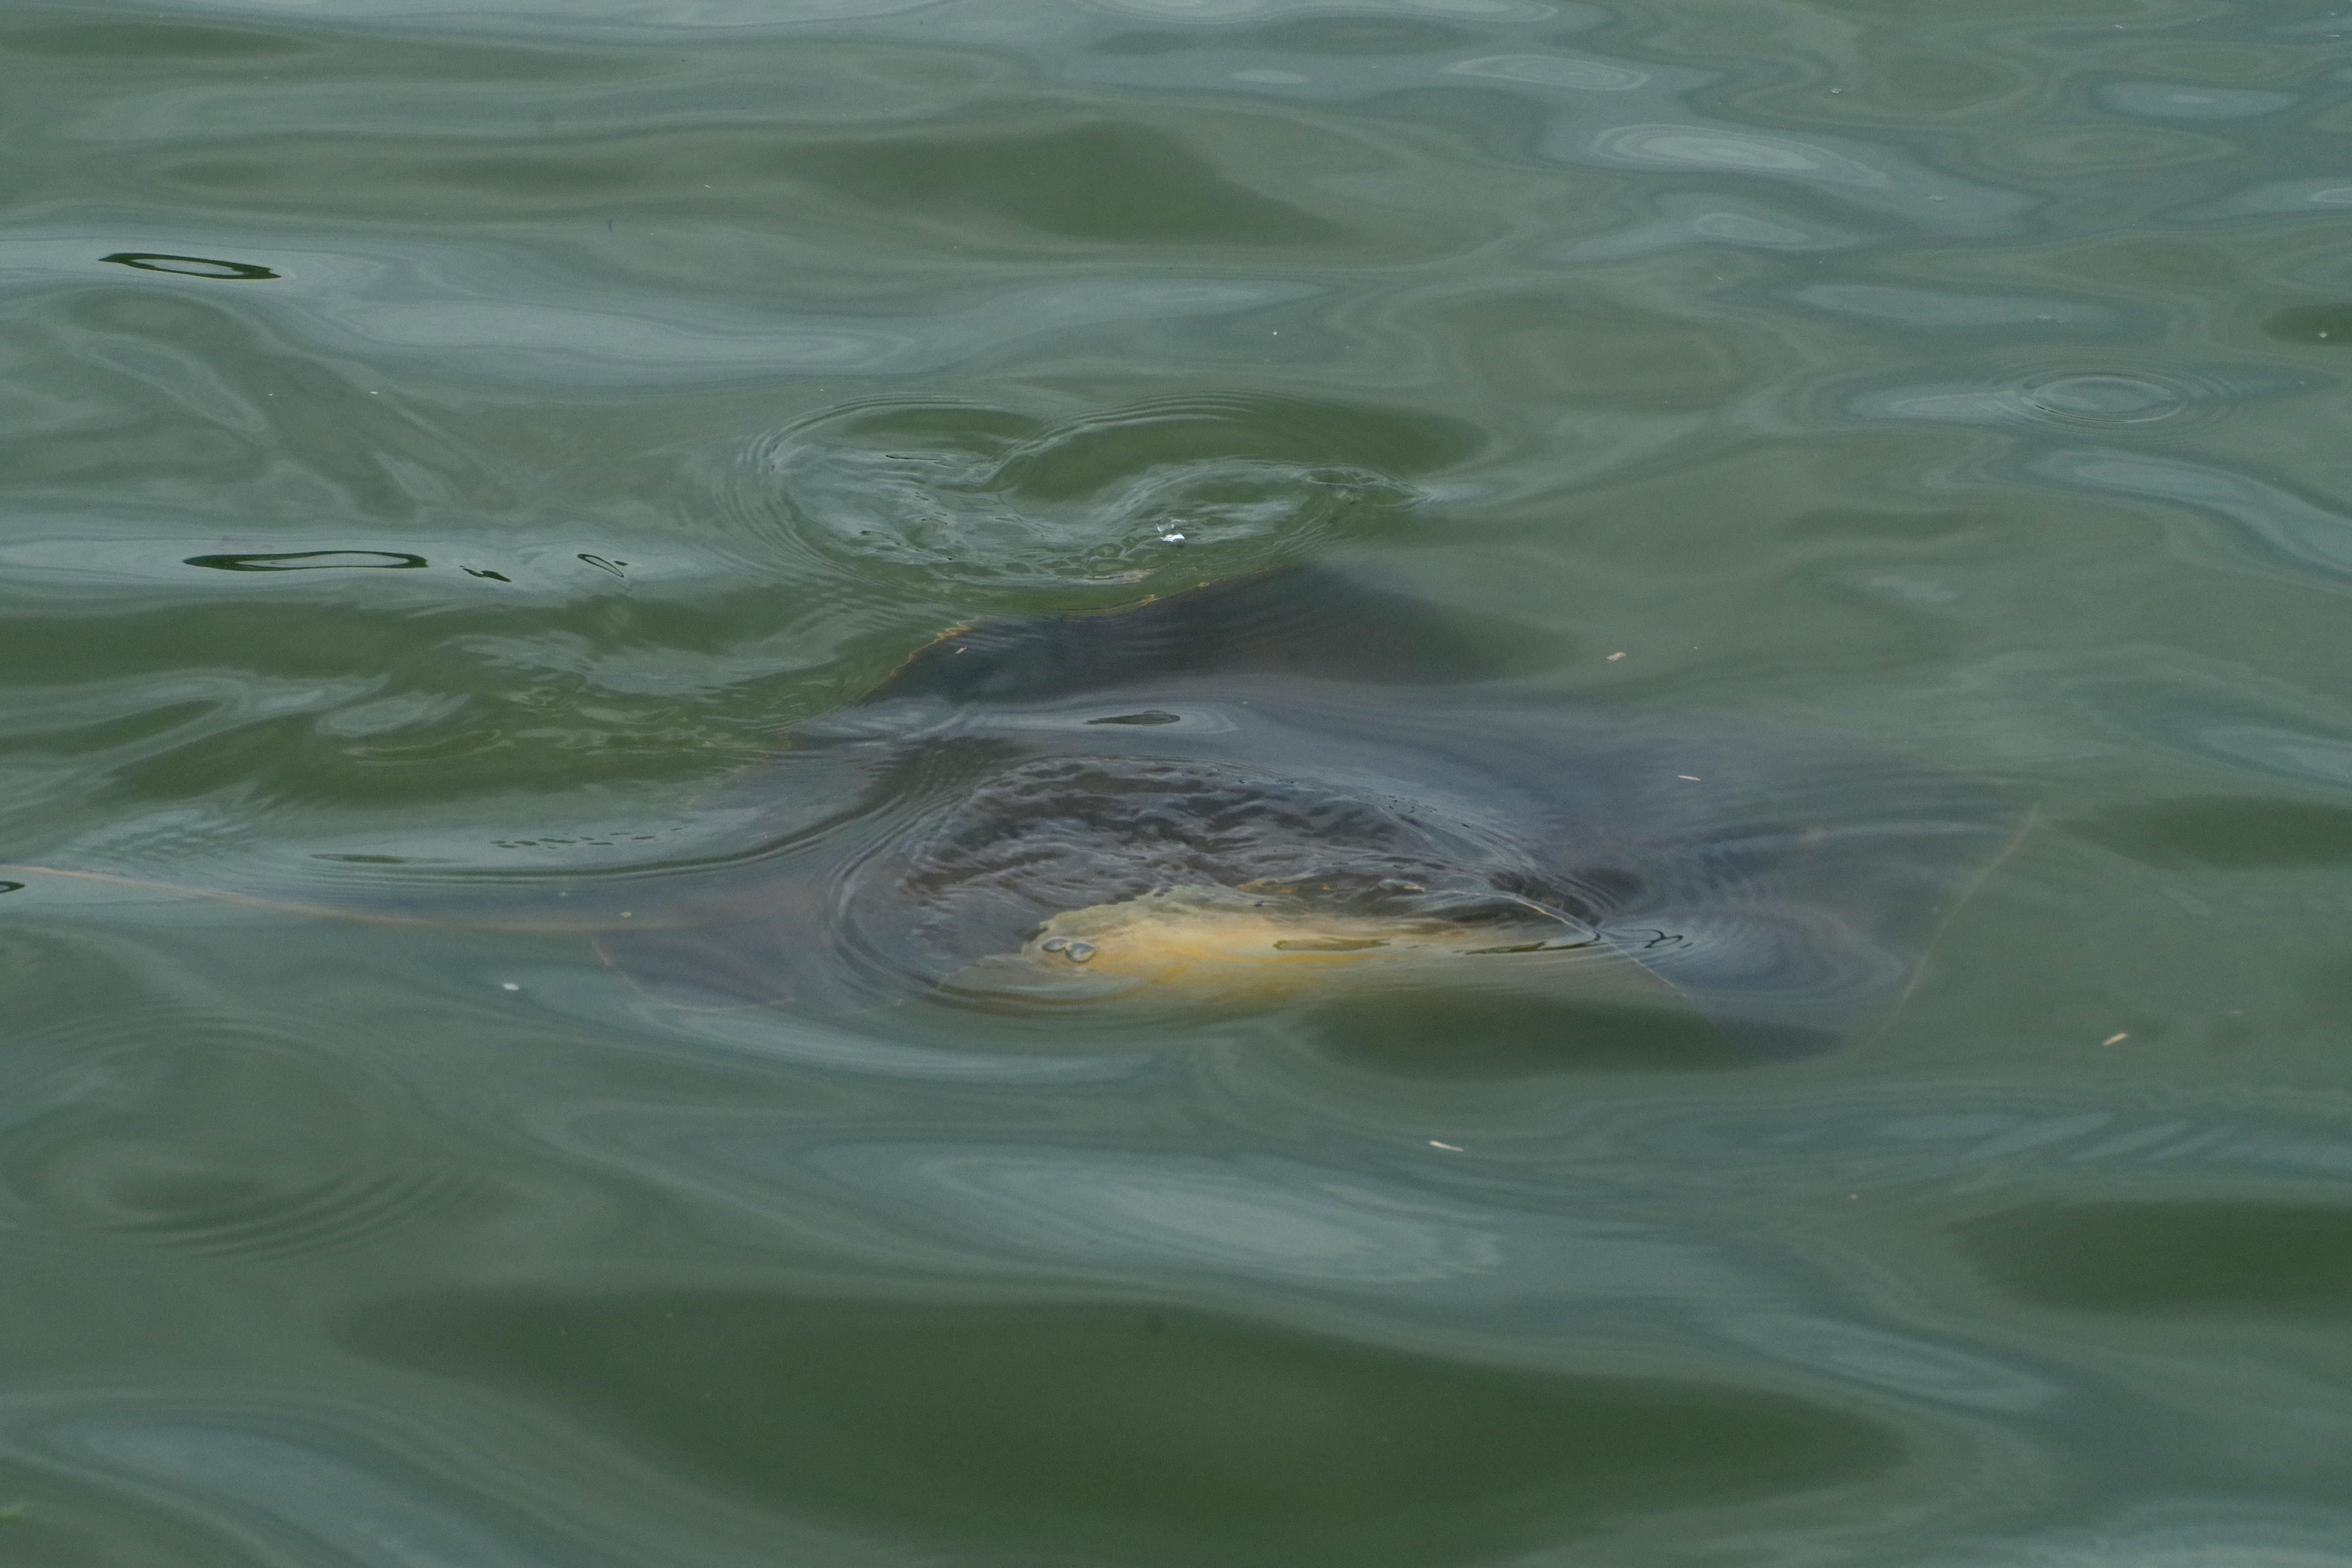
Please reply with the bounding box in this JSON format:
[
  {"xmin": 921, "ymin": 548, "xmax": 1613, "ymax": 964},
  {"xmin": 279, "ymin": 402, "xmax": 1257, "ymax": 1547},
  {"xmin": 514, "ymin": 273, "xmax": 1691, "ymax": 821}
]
[
  {"xmin": 3, "ymin": 567, "xmax": 2018, "ymax": 1057},
  {"xmin": 583, "ymin": 567, "xmax": 2021, "ymax": 1056}
]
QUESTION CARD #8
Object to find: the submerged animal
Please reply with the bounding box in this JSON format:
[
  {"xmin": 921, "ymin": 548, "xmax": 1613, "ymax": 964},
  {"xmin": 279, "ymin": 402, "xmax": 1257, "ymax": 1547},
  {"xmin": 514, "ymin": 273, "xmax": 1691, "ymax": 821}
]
[
  {"xmin": 583, "ymin": 567, "xmax": 2021, "ymax": 1055},
  {"xmin": 5, "ymin": 567, "xmax": 2023, "ymax": 1057}
]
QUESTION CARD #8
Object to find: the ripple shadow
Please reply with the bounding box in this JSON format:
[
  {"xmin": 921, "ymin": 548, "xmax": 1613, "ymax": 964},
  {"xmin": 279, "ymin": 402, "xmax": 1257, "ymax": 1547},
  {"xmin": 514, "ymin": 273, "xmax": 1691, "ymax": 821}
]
[
  {"xmin": 347, "ymin": 1289, "xmax": 1902, "ymax": 1568},
  {"xmin": 724, "ymin": 392, "xmax": 1477, "ymax": 605},
  {"xmin": 1952, "ymin": 1200, "xmax": 2352, "ymax": 1316}
]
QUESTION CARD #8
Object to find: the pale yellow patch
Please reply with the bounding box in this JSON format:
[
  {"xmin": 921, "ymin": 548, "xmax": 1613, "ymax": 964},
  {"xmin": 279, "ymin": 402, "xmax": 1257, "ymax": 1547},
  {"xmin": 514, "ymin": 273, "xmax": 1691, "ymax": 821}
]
[{"xmin": 938, "ymin": 885, "xmax": 1636, "ymax": 1011}]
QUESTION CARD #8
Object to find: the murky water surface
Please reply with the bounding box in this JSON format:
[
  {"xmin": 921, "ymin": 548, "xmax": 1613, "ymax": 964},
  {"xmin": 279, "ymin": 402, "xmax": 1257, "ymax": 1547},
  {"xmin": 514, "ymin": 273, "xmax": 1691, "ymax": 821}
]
[{"xmin": 6, "ymin": 0, "xmax": 2352, "ymax": 1562}]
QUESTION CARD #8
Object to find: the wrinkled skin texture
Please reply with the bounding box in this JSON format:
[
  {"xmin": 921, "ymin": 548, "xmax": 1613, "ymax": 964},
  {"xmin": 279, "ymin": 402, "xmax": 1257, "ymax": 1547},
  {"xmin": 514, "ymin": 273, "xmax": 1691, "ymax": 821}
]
[
  {"xmin": 3, "ymin": 569, "xmax": 2021, "ymax": 1056},
  {"xmin": 591, "ymin": 570, "xmax": 2024, "ymax": 1054}
]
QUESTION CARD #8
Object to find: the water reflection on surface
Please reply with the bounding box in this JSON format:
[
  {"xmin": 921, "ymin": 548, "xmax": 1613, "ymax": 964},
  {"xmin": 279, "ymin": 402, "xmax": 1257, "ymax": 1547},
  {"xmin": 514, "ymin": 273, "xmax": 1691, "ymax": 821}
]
[
  {"xmin": 729, "ymin": 392, "xmax": 1450, "ymax": 597},
  {"xmin": 6, "ymin": 0, "xmax": 2352, "ymax": 1561},
  {"xmin": 342, "ymin": 1290, "xmax": 1904, "ymax": 1568}
]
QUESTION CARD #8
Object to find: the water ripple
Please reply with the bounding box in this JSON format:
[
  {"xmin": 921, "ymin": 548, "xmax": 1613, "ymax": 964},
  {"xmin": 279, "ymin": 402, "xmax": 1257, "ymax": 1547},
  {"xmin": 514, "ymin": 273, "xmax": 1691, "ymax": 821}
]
[
  {"xmin": 0, "ymin": 1010, "xmax": 478, "ymax": 1262},
  {"xmin": 1568, "ymin": 123, "xmax": 2031, "ymax": 234},
  {"xmin": 724, "ymin": 392, "xmax": 1467, "ymax": 603},
  {"xmin": 2025, "ymin": 450, "xmax": 2352, "ymax": 583},
  {"xmin": 1844, "ymin": 351, "xmax": 2300, "ymax": 448}
]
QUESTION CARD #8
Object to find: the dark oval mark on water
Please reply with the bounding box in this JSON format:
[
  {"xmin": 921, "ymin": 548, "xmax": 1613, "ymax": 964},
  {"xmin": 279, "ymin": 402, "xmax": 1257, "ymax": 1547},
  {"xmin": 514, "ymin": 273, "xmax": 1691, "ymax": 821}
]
[
  {"xmin": 1086, "ymin": 710, "xmax": 1182, "ymax": 726},
  {"xmin": 1246, "ymin": 17, "xmax": 1473, "ymax": 52},
  {"xmin": 2263, "ymin": 303, "xmax": 2352, "ymax": 346},
  {"xmin": 777, "ymin": 117, "xmax": 1347, "ymax": 246},
  {"xmin": 13, "ymin": 22, "xmax": 311, "ymax": 58},
  {"xmin": 101, "ymin": 251, "xmax": 280, "ymax": 280},
  {"xmin": 2062, "ymin": 796, "xmax": 2352, "ymax": 869},
  {"xmin": 185, "ymin": 550, "xmax": 428, "ymax": 572},
  {"xmin": 1435, "ymin": 291, "xmax": 1770, "ymax": 411},
  {"xmin": 346, "ymin": 1289, "xmax": 1898, "ymax": 1568},
  {"xmin": 0, "ymin": 882, "xmax": 23, "ymax": 894},
  {"xmin": 1952, "ymin": 1200, "xmax": 2352, "ymax": 1315}
]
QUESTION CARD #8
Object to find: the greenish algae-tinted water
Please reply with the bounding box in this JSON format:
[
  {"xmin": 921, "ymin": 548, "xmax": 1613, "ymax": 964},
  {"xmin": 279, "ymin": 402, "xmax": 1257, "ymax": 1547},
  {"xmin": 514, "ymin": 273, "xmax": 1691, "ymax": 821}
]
[{"xmin": 5, "ymin": 0, "xmax": 2352, "ymax": 1564}]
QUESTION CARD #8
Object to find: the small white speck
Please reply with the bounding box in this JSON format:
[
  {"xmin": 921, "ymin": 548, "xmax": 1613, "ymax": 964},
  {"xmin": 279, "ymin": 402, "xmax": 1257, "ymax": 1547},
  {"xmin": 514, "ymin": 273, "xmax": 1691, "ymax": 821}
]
[
  {"xmin": 1678, "ymin": 775, "xmax": 1701, "ymax": 781},
  {"xmin": 1429, "ymin": 1140, "xmax": 1464, "ymax": 1151},
  {"xmin": 1606, "ymin": 651, "xmax": 1626, "ymax": 661},
  {"xmin": 2101, "ymin": 1032, "xmax": 2128, "ymax": 1046},
  {"xmin": 500, "ymin": 982, "xmax": 521, "ymax": 991}
]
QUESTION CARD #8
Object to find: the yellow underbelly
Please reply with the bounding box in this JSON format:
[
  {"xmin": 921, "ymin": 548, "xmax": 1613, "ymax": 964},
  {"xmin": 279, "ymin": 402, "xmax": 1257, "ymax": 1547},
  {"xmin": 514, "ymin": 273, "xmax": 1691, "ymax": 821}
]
[{"xmin": 939, "ymin": 885, "xmax": 1682, "ymax": 1015}]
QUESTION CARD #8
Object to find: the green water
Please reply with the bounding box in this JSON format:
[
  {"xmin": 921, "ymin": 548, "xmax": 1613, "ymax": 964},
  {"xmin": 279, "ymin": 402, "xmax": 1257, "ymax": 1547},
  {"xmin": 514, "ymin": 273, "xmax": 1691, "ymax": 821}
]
[{"xmin": 5, "ymin": 0, "xmax": 2352, "ymax": 1563}]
